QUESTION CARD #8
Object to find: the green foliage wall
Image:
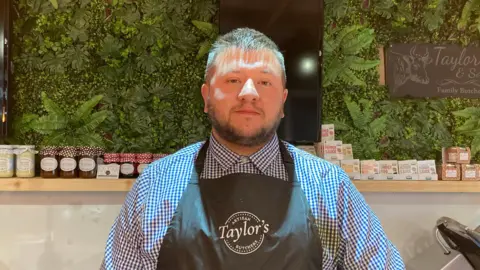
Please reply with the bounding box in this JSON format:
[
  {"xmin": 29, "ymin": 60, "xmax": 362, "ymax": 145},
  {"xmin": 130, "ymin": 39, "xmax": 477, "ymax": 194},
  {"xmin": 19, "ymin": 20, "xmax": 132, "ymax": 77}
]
[
  {"xmin": 10, "ymin": 0, "xmax": 480, "ymax": 161},
  {"xmin": 11, "ymin": 0, "xmax": 216, "ymax": 153},
  {"xmin": 323, "ymin": 0, "xmax": 480, "ymax": 162}
]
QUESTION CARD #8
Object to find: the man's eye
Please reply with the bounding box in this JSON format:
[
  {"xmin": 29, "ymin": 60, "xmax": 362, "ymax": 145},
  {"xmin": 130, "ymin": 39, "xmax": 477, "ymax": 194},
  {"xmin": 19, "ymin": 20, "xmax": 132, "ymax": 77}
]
[
  {"xmin": 260, "ymin": 81, "xmax": 271, "ymax": 86},
  {"xmin": 227, "ymin": 79, "xmax": 241, "ymax": 83}
]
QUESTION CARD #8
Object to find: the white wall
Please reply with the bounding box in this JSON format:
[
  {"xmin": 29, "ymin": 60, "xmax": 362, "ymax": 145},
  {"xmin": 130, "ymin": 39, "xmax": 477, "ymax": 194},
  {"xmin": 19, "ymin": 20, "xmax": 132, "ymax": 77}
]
[{"xmin": 0, "ymin": 192, "xmax": 479, "ymax": 270}]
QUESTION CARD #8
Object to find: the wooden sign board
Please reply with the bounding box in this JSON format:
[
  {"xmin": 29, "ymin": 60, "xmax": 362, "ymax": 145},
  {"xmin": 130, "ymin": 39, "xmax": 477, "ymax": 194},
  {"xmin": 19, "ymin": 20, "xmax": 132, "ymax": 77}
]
[{"xmin": 385, "ymin": 43, "xmax": 480, "ymax": 98}]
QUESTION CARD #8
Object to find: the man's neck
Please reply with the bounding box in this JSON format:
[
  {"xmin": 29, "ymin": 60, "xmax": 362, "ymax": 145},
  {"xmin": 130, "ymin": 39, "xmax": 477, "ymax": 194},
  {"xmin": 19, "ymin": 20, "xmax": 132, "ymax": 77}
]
[{"xmin": 211, "ymin": 130, "xmax": 273, "ymax": 156}]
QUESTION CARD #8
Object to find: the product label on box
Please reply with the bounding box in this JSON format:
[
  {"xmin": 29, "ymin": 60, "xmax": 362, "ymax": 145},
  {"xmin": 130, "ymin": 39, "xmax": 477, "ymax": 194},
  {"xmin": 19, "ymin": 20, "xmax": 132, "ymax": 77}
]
[
  {"xmin": 361, "ymin": 160, "xmax": 378, "ymax": 174},
  {"xmin": 378, "ymin": 160, "xmax": 398, "ymax": 174},
  {"xmin": 465, "ymin": 170, "xmax": 476, "ymax": 178},
  {"xmin": 446, "ymin": 169, "xmax": 457, "ymax": 178},
  {"xmin": 398, "ymin": 160, "xmax": 417, "ymax": 174},
  {"xmin": 97, "ymin": 164, "xmax": 120, "ymax": 179},
  {"xmin": 341, "ymin": 159, "xmax": 360, "ymax": 173},
  {"xmin": 460, "ymin": 152, "xmax": 469, "ymax": 161},
  {"xmin": 342, "ymin": 144, "xmax": 353, "ymax": 160},
  {"xmin": 418, "ymin": 160, "xmax": 436, "ymax": 174},
  {"xmin": 323, "ymin": 141, "xmax": 343, "ymax": 160},
  {"xmin": 321, "ymin": 124, "xmax": 335, "ymax": 142}
]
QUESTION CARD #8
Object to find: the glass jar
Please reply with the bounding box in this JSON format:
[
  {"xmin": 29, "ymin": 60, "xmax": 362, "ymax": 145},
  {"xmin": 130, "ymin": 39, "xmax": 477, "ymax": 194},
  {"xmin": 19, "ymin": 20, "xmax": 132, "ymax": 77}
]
[
  {"xmin": 40, "ymin": 147, "xmax": 59, "ymax": 178},
  {"xmin": 15, "ymin": 145, "xmax": 36, "ymax": 178},
  {"xmin": 0, "ymin": 145, "xmax": 14, "ymax": 178},
  {"xmin": 136, "ymin": 153, "xmax": 153, "ymax": 175},
  {"xmin": 95, "ymin": 147, "xmax": 106, "ymax": 165},
  {"xmin": 78, "ymin": 147, "xmax": 97, "ymax": 179},
  {"xmin": 120, "ymin": 153, "xmax": 136, "ymax": 178},
  {"xmin": 59, "ymin": 146, "xmax": 78, "ymax": 178}
]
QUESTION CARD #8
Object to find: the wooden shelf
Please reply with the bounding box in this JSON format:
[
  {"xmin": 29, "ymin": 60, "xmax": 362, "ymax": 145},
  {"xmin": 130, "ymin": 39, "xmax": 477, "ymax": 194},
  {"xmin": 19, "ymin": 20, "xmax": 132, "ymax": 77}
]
[
  {"xmin": 0, "ymin": 178, "xmax": 480, "ymax": 193},
  {"xmin": 353, "ymin": 180, "xmax": 480, "ymax": 193},
  {"xmin": 0, "ymin": 178, "xmax": 135, "ymax": 192}
]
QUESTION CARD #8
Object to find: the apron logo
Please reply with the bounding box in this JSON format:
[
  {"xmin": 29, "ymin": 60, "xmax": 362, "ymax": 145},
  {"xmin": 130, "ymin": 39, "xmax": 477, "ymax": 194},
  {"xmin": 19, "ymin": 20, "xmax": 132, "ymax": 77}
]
[{"xmin": 218, "ymin": 211, "xmax": 270, "ymax": 255}]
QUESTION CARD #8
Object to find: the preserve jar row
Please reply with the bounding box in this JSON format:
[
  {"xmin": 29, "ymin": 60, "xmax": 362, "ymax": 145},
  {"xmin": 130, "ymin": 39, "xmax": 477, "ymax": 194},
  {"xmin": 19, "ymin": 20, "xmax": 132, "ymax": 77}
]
[
  {"xmin": 39, "ymin": 146, "xmax": 168, "ymax": 179},
  {"xmin": 0, "ymin": 145, "xmax": 37, "ymax": 178},
  {"xmin": 40, "ymin": 146, "xmax": 106, "ymax": 178}
]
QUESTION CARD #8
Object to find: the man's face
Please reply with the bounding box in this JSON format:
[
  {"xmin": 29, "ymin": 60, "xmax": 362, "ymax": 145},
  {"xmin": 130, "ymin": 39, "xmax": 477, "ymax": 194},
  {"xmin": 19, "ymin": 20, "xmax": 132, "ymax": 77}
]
[{"xmin": 201, "ymin": 47, "xmax": 288, "ymax": 147}]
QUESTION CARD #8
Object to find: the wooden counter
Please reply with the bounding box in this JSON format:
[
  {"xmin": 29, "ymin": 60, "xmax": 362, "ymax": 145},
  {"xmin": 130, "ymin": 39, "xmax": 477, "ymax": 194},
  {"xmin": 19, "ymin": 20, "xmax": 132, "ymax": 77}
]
[{"xmin": 0, "ymin": 178, "xmax": 480, "ymax": 193}]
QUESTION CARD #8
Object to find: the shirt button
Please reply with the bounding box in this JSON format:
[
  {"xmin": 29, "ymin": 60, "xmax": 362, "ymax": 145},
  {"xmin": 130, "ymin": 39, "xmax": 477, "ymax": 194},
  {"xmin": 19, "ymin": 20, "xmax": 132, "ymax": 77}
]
[{"xmin": 240, "ymin": 156, "xmax": 249, "ymax": 164}]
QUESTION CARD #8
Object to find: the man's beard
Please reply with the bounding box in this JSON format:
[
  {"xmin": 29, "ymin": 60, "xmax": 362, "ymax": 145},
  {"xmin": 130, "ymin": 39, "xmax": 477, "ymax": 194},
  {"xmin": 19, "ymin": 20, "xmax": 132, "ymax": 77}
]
[{"xmin": 207, "ymin": 103, "xmax": 282, "ymax": 147}]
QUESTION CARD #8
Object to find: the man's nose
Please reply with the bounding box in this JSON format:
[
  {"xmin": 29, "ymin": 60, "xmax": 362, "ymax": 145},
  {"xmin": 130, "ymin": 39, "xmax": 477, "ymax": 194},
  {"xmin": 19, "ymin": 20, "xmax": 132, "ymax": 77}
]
[{"xmin": 238, "ymin": 79, "xmax": 259, "ymax": 101}]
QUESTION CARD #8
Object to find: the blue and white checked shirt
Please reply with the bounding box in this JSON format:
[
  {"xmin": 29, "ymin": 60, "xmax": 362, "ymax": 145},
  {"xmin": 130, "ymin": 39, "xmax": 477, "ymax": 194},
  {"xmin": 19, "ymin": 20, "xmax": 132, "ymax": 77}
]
[{"xmin": 101, "ymin": 135, "xmax": 405, "ymax": 269}]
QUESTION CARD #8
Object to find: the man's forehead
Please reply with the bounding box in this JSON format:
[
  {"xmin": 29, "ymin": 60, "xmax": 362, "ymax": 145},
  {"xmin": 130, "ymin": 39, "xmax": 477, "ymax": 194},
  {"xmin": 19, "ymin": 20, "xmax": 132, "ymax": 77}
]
[{"xmin": 213, "ymin": 47, "xmax": 282, "ymax": 76}]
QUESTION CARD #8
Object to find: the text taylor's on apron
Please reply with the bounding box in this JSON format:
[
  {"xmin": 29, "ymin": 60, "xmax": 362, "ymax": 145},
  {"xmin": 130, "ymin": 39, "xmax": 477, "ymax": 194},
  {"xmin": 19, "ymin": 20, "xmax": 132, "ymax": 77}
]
[{"xmin": 156, "ymin": 137, "xmax": 324, "ymax": 270}]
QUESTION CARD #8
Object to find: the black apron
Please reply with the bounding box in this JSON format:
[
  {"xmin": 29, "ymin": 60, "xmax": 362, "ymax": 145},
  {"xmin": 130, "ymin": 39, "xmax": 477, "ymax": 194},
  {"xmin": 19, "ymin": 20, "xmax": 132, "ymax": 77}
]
[{"xmin": 156, "ymin": 138, "xmax": 323, "ymax": 270}]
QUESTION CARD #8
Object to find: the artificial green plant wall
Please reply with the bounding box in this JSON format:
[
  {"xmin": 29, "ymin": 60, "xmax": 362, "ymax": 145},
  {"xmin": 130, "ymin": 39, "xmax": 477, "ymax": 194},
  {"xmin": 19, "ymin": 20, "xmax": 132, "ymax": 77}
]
[
  {"xmin": 323, "ymin": 0, "xmax": 480, "ymax": 162},
  {"xmin": 12, "ymin": 0, "xmax": 216, "ymax": 153},
  {"xmin": 10, "ymin": 0, "xmax": 480, "ymax": 161}
]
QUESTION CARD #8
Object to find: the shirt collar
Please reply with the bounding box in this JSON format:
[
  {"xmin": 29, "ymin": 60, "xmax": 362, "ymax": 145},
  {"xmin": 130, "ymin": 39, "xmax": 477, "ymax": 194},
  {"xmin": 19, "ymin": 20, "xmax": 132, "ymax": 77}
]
[{"xmin": 208, "ymin": 134, "xmax": 280, "ymax": 174}]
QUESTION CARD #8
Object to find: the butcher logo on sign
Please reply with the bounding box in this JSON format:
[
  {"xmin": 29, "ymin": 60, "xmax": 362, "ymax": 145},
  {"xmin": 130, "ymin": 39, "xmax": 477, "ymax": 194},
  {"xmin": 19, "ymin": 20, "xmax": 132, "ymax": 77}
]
[{"xmin": 218, "ymin": 211, "xmax": 270, "ymax": 255}]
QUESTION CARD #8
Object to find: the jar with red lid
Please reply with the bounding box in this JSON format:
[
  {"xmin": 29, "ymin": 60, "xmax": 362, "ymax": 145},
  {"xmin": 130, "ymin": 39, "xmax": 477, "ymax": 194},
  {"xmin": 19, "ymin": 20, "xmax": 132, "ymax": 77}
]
[
  {"xmin": 104, "ymin": 153, "xmax": 120, "ymax": 164},
  {"xmin": 120, "ymin": 153, "xmax": 136, "ymax": 178},
  {"xmin": 59, "ymin": 146, "xmax": 78, "ymax": 178},
  {"xmin": 136, "ymin": 153, "xmax": 153, "ymax": 175},
  {"xmin": 40, "ymin": 146, "xmax": 59, "ymax": 178},
  {"xmin": 153, "ymin": 153, "xmax": 168, "ymax": 161}
]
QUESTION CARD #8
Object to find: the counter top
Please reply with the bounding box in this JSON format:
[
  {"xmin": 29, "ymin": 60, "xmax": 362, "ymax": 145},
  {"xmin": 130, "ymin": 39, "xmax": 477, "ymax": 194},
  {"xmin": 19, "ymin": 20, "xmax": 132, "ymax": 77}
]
[{"xmin": 1, "ymin": 178, "xmax": 480, "ymax": 193}]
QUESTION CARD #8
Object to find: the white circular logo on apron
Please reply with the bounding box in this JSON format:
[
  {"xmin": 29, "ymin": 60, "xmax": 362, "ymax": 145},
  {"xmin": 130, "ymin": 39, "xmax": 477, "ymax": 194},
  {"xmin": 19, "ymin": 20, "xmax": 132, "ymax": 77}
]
[{"xmin": 218, "ymin": 211, "xmax": 270, "ymax": 255}]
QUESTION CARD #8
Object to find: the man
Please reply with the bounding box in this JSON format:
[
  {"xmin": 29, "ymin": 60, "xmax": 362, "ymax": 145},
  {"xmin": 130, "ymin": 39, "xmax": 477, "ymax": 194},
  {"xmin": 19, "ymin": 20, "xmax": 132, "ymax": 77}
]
[{"xmin": 101, "ymin": 27, "xmax": 405, "ymax": 269}]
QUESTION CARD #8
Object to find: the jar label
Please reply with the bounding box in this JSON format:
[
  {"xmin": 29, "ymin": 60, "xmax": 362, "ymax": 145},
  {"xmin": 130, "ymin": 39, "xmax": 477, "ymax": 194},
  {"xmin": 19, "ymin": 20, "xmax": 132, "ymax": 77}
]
[
  {"xmin": 466, "ymin": 170, "xmax": 477, "ymax": 178},
  {"xmin": 79, "ymin": 158, "xmax": 96, "ymax": 172},
  {"xmin": 120, "ymin": 163, "xmax": 134, "ymax": 175},
  {"xmin": 137, "ymin": 163, "xmax": 149, "ymax": 174},
  {"xmin": 0, "ymin": 157, "xmax": 13, "ymax": 172},
  {"xmin": 60, "ymin": 158, "xmax": 77, "ymax": 172},
  {"xmin": 446, "ymin": 169, "xmax": 457, "ymax": 178},
  {"xmin": 41, "ymin": 158, "xmax": 58, "ymax": 172},
  {"xmin": 17, "ymin": 157, "xmax": 34, "ymax": 172}
]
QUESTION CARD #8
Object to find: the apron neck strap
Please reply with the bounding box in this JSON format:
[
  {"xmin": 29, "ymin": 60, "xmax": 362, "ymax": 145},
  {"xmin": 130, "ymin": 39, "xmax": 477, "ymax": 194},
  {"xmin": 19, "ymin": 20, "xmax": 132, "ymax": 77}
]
[{"xmin": 194, "ymin": 135, "xmax": 296, "ymax": 182}]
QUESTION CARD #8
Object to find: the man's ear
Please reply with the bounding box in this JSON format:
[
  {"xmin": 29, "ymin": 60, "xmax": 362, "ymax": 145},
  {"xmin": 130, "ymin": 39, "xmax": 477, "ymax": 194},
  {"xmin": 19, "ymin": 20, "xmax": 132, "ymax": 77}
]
[
  {"xmin": 281, "ymin": 88, "xmax": 288, "ymax": 118},
  {"xmin": 283, "ymin": 88, "xmax": 288, "ymax": 103},
  {"xmin": 201, "ymin": 83, "xmax": 210, "ymax": 113}
]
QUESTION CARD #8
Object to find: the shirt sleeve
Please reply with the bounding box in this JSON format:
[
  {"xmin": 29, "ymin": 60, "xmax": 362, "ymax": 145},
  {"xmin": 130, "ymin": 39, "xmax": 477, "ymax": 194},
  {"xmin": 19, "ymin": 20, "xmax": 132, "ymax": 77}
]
[
  {"xmin": 336, "ymin": 170, "xmax": 405, "ymax": 270},
  {"xmin": 100, "ymin": 175, "xmax": 146, "ymax": 270}
]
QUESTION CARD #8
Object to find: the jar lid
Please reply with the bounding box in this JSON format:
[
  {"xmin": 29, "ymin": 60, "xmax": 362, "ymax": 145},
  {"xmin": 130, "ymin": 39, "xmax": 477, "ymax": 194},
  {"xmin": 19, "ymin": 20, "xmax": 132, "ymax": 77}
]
[
  {"xmin": 137, "ymin": 157, "xmax": 153, "ymax": 163},
  {"xmin": 78, "ymin": 146, "xmax": 97, "ymax": 156},
  {"xmin": 16, "ymin": 145, "xmax": 35, "ymax": 149},
  {"xmin": 136, "ymin": 153, "xmax": 153, "ymax": 159},
  {"xmin": 153, "ymin": 153, "xmax": 168, "ymax": 160},
  {"xmin": 59, "ymin": 146, "xmax": 77, "ymax": 157},
  {"xmin": 94, "ymin": 146, "xmax": 106, "ymax": 156},
  {"xmin": 14, "ymin": 145, "xmax": 37, "ymax": 155},
  {"xmin": 40, "ymin": 146, "xmax": 60, "ymax": 155},
  {"xmin": 0, "ymin": 145, "xmax": 14, "ymax": 149},
  {"xmin": 120, "ymin": 153, "xmax": 136, "ymax": 162},
  {"xmin": 104, "ymin": 153, "xmax": 120, "ymax": 163},
  {"xmin": 104, "ymin": 153, "xmax": 119, "ymax": 158}
]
